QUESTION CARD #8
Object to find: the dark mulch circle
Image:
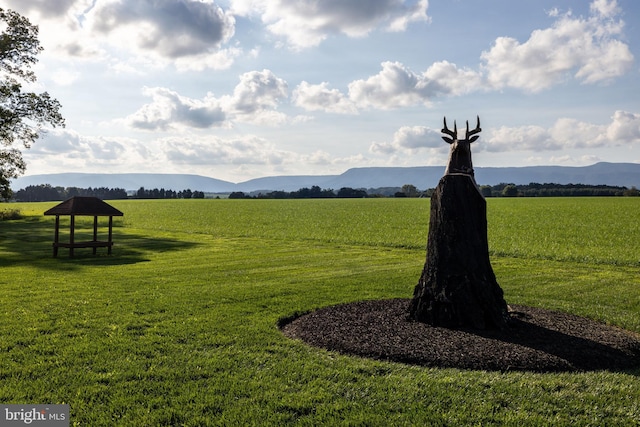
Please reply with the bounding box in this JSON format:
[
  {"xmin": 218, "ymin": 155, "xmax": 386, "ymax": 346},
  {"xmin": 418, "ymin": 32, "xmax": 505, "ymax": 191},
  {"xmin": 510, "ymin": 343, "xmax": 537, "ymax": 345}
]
[{"xmin": 280, "ymin": 299, "xmax": 640, "ymax": 372}]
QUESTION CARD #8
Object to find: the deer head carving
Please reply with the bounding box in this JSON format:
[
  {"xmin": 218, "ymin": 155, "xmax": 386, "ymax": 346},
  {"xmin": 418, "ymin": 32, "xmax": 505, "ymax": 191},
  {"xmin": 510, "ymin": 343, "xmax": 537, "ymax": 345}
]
[{"xmin": 442, "ymin": 115, "xmax": 481, "ymax": 176}]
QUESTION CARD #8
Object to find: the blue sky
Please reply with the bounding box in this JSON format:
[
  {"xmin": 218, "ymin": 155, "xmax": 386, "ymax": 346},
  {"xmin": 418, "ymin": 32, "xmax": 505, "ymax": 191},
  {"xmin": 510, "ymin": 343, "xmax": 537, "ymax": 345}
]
[{"xmin": 8, "ymin": 0, "xmax": 640, "ymax": 182}]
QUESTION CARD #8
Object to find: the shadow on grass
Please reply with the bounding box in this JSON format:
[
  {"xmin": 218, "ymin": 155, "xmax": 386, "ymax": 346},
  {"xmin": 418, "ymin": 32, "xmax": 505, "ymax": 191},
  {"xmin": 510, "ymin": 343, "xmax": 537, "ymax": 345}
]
[
  {"xmin": 0, "ymin": 216, "xmax": 200, "ymax": 269},
  {"xmin": 281, "ymin": 299, "xmax": 640, "ymax": 374}
]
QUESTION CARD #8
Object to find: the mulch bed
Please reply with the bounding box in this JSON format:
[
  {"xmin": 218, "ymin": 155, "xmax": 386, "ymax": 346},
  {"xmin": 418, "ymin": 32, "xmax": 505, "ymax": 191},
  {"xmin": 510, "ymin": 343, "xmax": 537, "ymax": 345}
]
[{"xmin": 280, "ymin": 299, "xmax": 640, "ymax": 372}]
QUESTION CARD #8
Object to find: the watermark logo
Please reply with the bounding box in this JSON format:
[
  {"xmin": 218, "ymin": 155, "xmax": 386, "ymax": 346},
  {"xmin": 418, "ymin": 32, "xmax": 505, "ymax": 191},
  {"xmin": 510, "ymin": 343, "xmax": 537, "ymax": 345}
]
[{"xmin": 1, "ymin": 405, "xmax": 69, "ymax": 426}]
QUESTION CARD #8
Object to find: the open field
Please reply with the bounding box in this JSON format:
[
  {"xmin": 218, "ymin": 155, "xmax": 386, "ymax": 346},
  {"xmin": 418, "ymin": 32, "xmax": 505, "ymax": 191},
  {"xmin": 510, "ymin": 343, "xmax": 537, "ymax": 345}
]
[{"xmin": 1, "ymin": 198, "xmax": 639, "ymax": 425}]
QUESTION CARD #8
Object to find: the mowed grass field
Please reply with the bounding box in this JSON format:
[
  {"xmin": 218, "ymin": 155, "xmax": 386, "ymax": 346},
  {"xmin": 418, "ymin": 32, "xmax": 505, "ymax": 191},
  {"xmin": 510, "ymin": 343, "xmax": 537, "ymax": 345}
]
[{"xmin": 1, "ymin": 197, "xmax": 639, "ymax": 425}]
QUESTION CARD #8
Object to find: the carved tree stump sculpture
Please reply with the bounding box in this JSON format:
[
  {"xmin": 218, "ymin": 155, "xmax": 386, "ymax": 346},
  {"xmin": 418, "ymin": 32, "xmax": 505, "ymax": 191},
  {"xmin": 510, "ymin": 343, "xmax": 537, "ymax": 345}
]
[{"xmin": 409, "ymin": 116, "xmax": 510, "ymax": 330}]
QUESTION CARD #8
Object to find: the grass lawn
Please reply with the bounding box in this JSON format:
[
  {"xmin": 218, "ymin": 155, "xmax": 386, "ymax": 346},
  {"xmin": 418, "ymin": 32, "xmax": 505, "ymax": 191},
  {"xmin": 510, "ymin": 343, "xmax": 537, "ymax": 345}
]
[{"xmin": 1, "ymin": 198, "xmax": 639, "ymax": 425}]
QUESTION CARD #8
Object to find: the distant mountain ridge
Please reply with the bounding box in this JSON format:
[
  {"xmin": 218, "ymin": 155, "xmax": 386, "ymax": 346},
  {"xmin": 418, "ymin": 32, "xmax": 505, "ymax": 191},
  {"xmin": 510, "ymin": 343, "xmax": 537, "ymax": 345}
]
[{"xmin": 11, "ymin": 162, "xmax": 640, "ymax": 193}]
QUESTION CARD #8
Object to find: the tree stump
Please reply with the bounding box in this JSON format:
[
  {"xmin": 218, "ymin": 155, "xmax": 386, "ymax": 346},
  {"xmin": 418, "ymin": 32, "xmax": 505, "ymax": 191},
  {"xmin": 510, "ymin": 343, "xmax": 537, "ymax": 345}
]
[{"xmin": 409, "ymin": 174, "xmax": 510, "ymax": 330}]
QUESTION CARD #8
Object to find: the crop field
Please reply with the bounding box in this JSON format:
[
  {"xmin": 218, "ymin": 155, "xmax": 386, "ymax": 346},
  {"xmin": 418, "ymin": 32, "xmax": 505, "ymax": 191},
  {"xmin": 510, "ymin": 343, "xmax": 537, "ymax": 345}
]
[{"xmin": 1, "ymin": 197, "xmax": 639, "ymax": 425}]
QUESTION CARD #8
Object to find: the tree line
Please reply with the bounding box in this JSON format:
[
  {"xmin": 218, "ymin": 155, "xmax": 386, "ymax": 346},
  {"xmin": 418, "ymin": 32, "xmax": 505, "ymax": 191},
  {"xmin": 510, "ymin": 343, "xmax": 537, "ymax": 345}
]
[
  {"xmin": 133, "ymin": 187, "xmax": 205, "ymax": 199},
  {"xmin": 11, "ymin": 184, "xmax": 206, "ymax": 202},
  {"xmin": 480, "ymin": 182, "xmax": 639, "ymax": 197},
  {"xmin": 13, "ymin": 185, "xmax": 128, "ymax": 202},
  {"xmin": 233, "ymin": 182, "xmax": 639, "ymax": 199},
  {"xmin": 10, "ymin": 181, "xmax": 639, "ymax": 202},
  {"xmin": 229, "ymin": 186, "xmax": 369, "ymax": 199}
]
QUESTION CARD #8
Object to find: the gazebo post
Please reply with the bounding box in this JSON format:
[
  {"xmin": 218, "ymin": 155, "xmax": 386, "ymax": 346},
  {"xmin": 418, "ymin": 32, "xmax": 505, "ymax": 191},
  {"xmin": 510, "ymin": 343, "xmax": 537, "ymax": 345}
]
[
  {"xmin": 108, "ymin": 216, "xmax": 113, "ymax": 255},
  {"xmin": 93, "ymin": 215, "xmax": 98, "ymax": 255},
  {"xmin": 69, "ymin": 215, "xmax": 75, "ymax": 257},
  {"xmin": 53, "ymin": 215, "xmax": 60, "ymax": 257}
]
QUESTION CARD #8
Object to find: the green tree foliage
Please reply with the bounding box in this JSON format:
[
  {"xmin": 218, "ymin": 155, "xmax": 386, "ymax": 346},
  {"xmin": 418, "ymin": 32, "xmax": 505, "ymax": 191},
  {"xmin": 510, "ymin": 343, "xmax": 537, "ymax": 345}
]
[
  {"xmin": 1, "ymin": 8, "xmax": 64, "ymax": 200},
  {"xmin": 501, "ymin": 184, "xmax": 519, "ymax": 197},
  {"xmin": 133, "ymin": 187, "xmax": 204, "ymax": 199},
  {"xmin": 13, "ymin": 184, "xmax": 128, "ymax": 201},
  {"xmin": 480, "ymin": 185, "xmax": 493, "ymax": 198},
  {"xmin": 401, "ymin": 184, "xmax": 419, "ymax": 197},
  {"xmin": 484, "ymin": 182, "xmax": 630, "ymax": 197}
]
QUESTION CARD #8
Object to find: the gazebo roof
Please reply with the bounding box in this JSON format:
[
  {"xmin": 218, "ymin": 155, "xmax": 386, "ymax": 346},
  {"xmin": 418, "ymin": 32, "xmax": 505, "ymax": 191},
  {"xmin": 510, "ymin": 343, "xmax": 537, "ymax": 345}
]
[{"xmin": 44, "ymin": 196, "xmax": 124, "ymax": 217}]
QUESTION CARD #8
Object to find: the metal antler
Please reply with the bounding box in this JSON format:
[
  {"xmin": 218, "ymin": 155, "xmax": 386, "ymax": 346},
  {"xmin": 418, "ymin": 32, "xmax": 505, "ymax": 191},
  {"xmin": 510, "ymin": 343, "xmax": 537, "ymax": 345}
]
[
  {"xmin": 465, "ymin": 116, "xmax": 481, "ymax": 143},
  {"xmin": 441, "ymin": 117, "xmax": 457, "ymax": 144}
]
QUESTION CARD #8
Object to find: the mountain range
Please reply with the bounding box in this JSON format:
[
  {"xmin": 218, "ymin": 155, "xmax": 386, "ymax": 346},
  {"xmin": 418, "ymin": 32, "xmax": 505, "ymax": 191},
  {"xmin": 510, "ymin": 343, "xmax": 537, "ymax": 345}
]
[{"xmin": 11, "ymin": 162, "xmax": 640, "ymax": 193}]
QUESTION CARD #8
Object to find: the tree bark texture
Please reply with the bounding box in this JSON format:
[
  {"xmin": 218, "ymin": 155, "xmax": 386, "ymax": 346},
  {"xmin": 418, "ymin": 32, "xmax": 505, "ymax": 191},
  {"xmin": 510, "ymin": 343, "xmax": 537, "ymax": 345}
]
[{"xmin": 409, "ymin": 174, "xmax": 510, "ymax": 330}]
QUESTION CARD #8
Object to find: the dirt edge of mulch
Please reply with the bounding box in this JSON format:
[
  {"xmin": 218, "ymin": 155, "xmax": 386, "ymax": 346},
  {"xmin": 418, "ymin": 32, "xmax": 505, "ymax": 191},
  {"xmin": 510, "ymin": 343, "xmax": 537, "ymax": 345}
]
[{"xmin": 280, "ymin": 299, "xmax": 640, "ymax": 373}]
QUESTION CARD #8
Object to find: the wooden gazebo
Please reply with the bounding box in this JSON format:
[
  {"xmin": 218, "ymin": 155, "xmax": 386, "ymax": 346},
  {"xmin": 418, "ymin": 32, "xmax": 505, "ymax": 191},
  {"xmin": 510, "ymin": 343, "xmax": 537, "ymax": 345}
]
[{"xmin": 44, "ymin": 197, "xmax": 124, "ymax": 257}]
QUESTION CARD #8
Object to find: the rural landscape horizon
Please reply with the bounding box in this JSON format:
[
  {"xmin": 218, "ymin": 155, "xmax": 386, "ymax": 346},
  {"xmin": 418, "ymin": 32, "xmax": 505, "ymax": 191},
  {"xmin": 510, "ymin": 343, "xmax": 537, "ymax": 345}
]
[
  {"xmin": 5, "ymin": 0, "xmax": 640, "ymax": 182},
  {"xmin": 12, "ymin": 161, "xmax": 640, "ymax": 193}
]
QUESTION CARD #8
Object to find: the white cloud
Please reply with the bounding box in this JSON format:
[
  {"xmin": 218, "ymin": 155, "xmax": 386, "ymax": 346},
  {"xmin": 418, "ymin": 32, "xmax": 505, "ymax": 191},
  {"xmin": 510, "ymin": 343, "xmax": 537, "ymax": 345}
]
[
  {"xmin": 391, "ymin": 126, "xmax": 442, "ymax": 149},
  {"xmin": 162, "ymin": 135, "xmax": 286, "ymax": 166},
  {"xmin": 125, "ymin": 87, "xmax": 227, "ymax": 131},
  {"xmin": 28, "ymin": 129, "xmax": 307, "ymax": 176},
  {"xmin": 348, "ymin": 61, "xmax": 482, "ymax": 109},
  {"xmin": 224, "ymin": 69, "xmax": 288, "ymax": 116},
  {"xmin": 549, "ymin": 118, "xmax": 608, "ymax": 148},
  {"xmin": 370, "ymin": 125, "xmax": 442, "ymax": 155},
  {"xmin": 8, "ymin": 0, "xmax": 240, "ymax": 70},
  {"xmin": 161, "ymin": 135, "xmax": 361, "ymax": 172},
  {"xmin": 486, "ymin": 125, "xmax": 559, "ymax": 152},
  {"xmin": 24, "ymin": 128, "xmax": 151, "ymax": 173},
  {"xmin": 606, "ymin": 110, "xmax": 640, "ymax": 142},
  {"xmin": 3, "ymin": 0, "xmax": 85, "ymax": 19},
  {"xmin": 486, "ymin": 111, "xmax": 640, "ymax": 152},
  {"xmin": 481, "ymin": 0, "xmax": 633, "ymax": 92},
  {"xmin": 387, "ymin": 0, "xmax": 430, "ymax": 32},
  {"xmin": 349, "ymin": 62, "xmax": 427, "ymax": 109},
  {"xmin": 549, "ymin": 155, "xmax": 576, "ymax": 165},
  {"xmin": 292, "ymin": 82, "xmax": 357, "ymax": 114},
  {"xmin": 125, "ymin": 69, "xmax": 289, "ymax": 130},
  {"xmin": 590, "ymin": 0, "xmax": 620, "ymax": 18},
  {"xmin": 422, "ymin": 61, "xmax": 484, "ymax": 96},
  {"xmin": 87, "ymin": 0, "xmax": 235, "ymax": 59},
  {"xmin": 173, "ymin": 47, "xmax": 243, "ymax": 72},
  {"xmin": 230, "ymin": 0, "xmax": 429, "ymax": 49}
]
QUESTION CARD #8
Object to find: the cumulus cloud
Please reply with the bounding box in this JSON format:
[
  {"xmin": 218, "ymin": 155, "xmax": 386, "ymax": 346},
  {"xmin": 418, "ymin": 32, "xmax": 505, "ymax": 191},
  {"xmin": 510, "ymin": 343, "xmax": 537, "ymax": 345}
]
[
  {"xmin": 606, "ymin": 111, "xmax": 640, "ymax": 142},
  {"xmin": 292, "ymin": 82, "xmax": 358, "ymax": 114},
  {"xmin": 486, "ymin": 125, "xmax": 559, "ymax": 152},
  {"xmin": 125, "ymin": 70, "xmax": 288, "ymax": 130},
  {"xmin": 226, "ymin": 70, "xmax": 288, "ymax": 115},
  {"xmin": 230, "ymin": 0, "xmax": 429, "ymax": 49},
  {"xmin": 126, "ymin": 87, "xmax": 227, "ymax": 131},
  {"xmin": 481, "ymin": 0, "xmax": 633, "ymax": 92},
  {"xmin": 348, "ymin": 61, "xmax": 481, "ymax": 109},
  {"xmin": 8, "ymin": 0, "xmax": 240, "ymax": 69},
  {"xmin": 549, "ymin": 118, "xmax": 609, "ymax": 148},
  {"xmin": 87, "ymin": 0, "xmax": 235, "ymax": 59},
  {"xmin": 485, "ymin": 110, "xmax": 639, "ymax": 152},
  {"xmin": 28, "ymin": 129, "xmax": 308, "ymax": 176},
  {"xmin": 24, "ymin": 128, "xmax": 151, "ymax": 172},
  {"xmin": 3, "ymin": 0, "xmax": 82, "ymax": 18},
  {"xmin": 370, "ymin": 125, "xmax": 442, "ymax": 154},
  {"xmin": 162, "ymin": 135, "xmax": 288, "ymax": 166}
]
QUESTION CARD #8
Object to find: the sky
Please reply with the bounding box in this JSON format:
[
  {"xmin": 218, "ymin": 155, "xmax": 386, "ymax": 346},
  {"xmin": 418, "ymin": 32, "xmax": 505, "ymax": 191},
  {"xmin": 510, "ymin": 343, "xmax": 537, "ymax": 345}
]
[{"xmin": 5, "ymin": 0, "xmax": 640, "ymax": 183}]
